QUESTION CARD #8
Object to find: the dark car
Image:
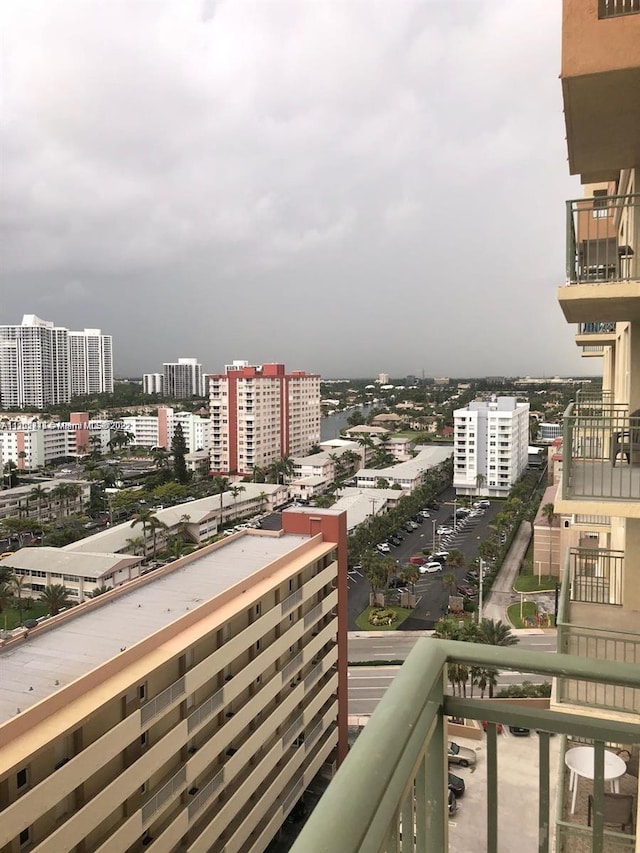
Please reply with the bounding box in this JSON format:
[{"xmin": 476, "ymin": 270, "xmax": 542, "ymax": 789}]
[
  {"xmin": 388, "ymin": 536, "xmax": 401, "ymax": 547},
  {"xmin": 448, "ymin": 787, "xmax": 457, "ymax": 814},
  {"xmin": 426, "ymin": 499, "xmax": 440, "ymax": 510},
  {"xmin": 448, "ymin": 771, "xmax": 465, "ymax": 798},
  {"xmin": 509, "ymin": 726, "xmax": 531, "ymax": 737}
]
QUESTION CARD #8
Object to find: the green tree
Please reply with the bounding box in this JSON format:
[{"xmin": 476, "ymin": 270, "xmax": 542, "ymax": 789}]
[
  {"xmin": 11, "ymin": 573, "xmax": 28, "ymax": 624},
  {"xmin": 541, "ymin": 502, "xmax": 556, "ymax": 576},
  {"xmin": 30, "ymin": 485, "xmax": 49, "ymax": 523},
  {"xmin": 148, "ymin": 516, "xmax": 169, "ymax": 559},
  {"xmin": 130, "ymin": 508, "xmax": 155, "ymax": 554},
  {"xmin": 211, "ymin": 476, "xmax": 229, "ymax": 522},
  {"xmin": 171, "ymin": 423, "xmax": 189, "ymax": 484},
  {"xmin": 478, "ymin": 618, "xmax": 518, "ymax": 648},
  {"xmin": 230, "ymin": 485, "xmax": 246, "ymax": 520},
  {"xmin": 40, "ymin": 584, "xmax": 71, "ymax": 616},
  {"xmin": 361, "ymin": 549, "xmax": 387, "ymax": 595}
]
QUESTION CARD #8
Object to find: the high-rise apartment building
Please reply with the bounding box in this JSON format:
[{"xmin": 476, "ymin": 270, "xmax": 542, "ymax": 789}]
[
  {"xmin": 143, "ymin": 372, "xmax": 164, "ymax": 395},
  {"xmin": 68, "ymin": 329, "xmax": 114, "ymax": 396},
  {"xmin": 163, "ymin": 358, "xmax": 204, "ymax": 399},
  {"xmin": 551, "ymin": 0, "xmax": 640, "ymax": 726},
  {"xmin": 0, "ymin": 508, "xmax": 347, "ymax": 853},
  {"xmin": 209, "ymin": 361, "xmax": 321, "ymax": 477},
  {"xmin": 453, "ymin": 396, "xmax": 529, "ymax": 497},
  {"xmin": 0, "ymin": 316, "xmax": 113, "ymax": 408},
  {"xmin": 0, "ymin": 315, "xmax": 70, "ymax": 408}
]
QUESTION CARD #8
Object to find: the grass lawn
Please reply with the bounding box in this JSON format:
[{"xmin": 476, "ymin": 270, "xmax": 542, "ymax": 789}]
[
  {"xmin": 1, "ymin": 600, "xmax": 50, "ymax": 631},
  {"xmin": 513, "ymin": 574, "xmax": 557, "ymax": 593},
  {"xmin": 355, "ymin": 606, "xmax": 414, "ymax": 631},
  {"xmin": 507, "ymin": 601, "xmax": 555, "ymax": 630}
]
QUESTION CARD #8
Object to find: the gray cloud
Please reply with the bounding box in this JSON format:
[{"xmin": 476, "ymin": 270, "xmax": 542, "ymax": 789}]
[{"xmin": 0, "ymin": 0, "xmax": 583, "ymax": 378}]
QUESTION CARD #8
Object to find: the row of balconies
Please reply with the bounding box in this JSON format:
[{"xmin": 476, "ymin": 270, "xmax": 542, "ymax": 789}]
[{"xmin": 0, "ymin": 563, "xmax": 339, "ymax": 840}]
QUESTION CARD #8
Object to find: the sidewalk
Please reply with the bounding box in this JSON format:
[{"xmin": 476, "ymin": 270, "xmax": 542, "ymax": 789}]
[{"xmin": 482, "ymin": 520, "xmax": 532, "ymax": 624}]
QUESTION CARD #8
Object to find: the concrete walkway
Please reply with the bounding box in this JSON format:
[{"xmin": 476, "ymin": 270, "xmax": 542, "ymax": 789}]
[{"xmin": 482, "ymin": 520, "xmax": 532, "ymax": 624}]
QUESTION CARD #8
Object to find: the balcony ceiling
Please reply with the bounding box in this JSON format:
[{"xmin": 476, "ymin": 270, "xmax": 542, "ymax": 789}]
[
  {"xmin": 562, "ymin": 68, "xmax": 640, "ymax": 181},
  {"xmin": 575, "ymin": 330, "xmax": 617, "ymax": 347},
  {"xmin": 558, "ymin": 281, "xmax": 640, "ymax": 323}
]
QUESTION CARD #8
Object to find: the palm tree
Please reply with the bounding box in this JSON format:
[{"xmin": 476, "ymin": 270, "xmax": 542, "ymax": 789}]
[
  {"xmin": 541, "ymin": 502, "xmax": 556, "ymax": 577},
  {"xmin": 361, "ymin": 549, "xmax": 387, "ymax": 596},
  {"xmin": 230, "ymin": 485, "xmax": 246, "ymax": 520},
  {"xmin": 11, "ymin": 574, "xmax": 28, "ymax": 624},
  {"xmin": 211, "ymin": 476, "xmax": 229, "ymax": 522},
  {"xmin": 257, "ymin": 491, "xmax": 269, "ymax": 514},
  {"xmin": 478, "ymin": 618, "xmax": 518, "ymax": 648},
  {"xmin": 402, "ymin": 563, "xmax": 419, "ymax": 593},
  {"xmin": 148, "ymin": 516, "xmax": 169, "ymax": 559},
  {"xmin": 130, "ymin": 508, "xmax": 155, "ymax": 555},
  {"xmin": 0, "ymin": 581, "xmax": 13, "ymax": 629},
  {"xmin": 125, "ymin": 536, "xmax": 146, "ymax": 556},
  {"xmin": 30, "ymin": 486, "xmax": 49, "ymax": 523},
  {"xmin": 40, "ymin": 584, "xmax": 71, "ymax": 616},
  {"xmin": 475, "ymin": 472, "xmax": 486, "ymax": 499}
]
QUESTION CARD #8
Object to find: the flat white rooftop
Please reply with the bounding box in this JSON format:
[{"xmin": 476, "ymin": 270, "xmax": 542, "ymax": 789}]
[{"xmin": 0, "ymin": 531, "xmax": 308, "ymax": 724}]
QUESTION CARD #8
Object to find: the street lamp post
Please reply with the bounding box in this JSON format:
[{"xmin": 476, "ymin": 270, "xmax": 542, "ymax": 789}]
[
  {"xmin": 432, "ymin": 518, "xmax": 437, "ymax": 550},
  {"xmin": 452, "ymin": 497, "xmax": 458, "ymax": 532},
  {"xmin": 478, "ymin": 558, "xmax": 484, "ymax": 622}
]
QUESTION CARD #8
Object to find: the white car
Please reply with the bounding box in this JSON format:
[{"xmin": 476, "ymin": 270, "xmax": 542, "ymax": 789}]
[
  {"xmin": 377, "ymin": 542, "xmax": 391, "ymax": 553},
  {"xmin": 419, "ymin": 510, "xmax": 431, "ymax": 518},
  {"xmin": 437, "ymin": 526, "xmax": 454, "ymax": 536},
  {"xmin": 419, "ymin": 561, "xmax": 442, "ymax": 574}
]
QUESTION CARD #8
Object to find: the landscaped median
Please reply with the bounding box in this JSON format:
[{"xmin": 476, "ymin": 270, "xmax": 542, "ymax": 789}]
[
  {"xmin": 355, "ymin": 605, "xmax": 413, "ymax": 631},
  {"xmin": 507, "ymin": 601, "xmax": 555, "ymax": 629}
]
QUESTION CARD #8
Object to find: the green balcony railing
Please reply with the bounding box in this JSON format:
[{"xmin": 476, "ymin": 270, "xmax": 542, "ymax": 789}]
[
  {"xmin": 556, "ymin": 549, "xmax": 640, "ymax": 715},
  {"xmin": 562, "ymin": 401, "xmax": 640, "ymax": 501},
  {"xmin": 291, "ymin": 640, "xmax": 640, "ymax": 853},
  {"xmin": 566, "ymin": 193, "xmax": 640, "ymax": 284}
]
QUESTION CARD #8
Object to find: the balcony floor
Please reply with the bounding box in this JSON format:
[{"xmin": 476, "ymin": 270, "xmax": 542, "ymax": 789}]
[
  {"xmin": 560, "ymin": 741, "xmax": 637, "ymax": 852},
  {"xmin": 564, "ymin": 460, "xmax": 640, "ymax": 510}
]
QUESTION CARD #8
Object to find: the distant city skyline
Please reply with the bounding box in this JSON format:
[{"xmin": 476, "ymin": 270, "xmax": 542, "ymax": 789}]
[{"xmin": 2, "ymin": 3, "xmax": 586, "ymax": 379}]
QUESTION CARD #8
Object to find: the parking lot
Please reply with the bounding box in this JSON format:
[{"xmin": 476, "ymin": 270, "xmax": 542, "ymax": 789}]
[
  {"xmin": 346, "ymin": 486, "xmax": 502, "ymax": 629},
  {"xmin": 448, "ymin": 731, "xmax": 561, "ymax": 853}
]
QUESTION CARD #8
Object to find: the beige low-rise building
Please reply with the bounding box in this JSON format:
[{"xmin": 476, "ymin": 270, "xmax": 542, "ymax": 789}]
[{"xmin": 0, "ymin": 508, "xmax": 348, "ymax": 853}]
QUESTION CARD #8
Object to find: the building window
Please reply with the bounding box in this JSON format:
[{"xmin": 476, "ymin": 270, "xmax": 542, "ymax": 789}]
[
  {"xmin": 592, "ymin": 189, "xmax": 609, "ymax": 218},
  {"xmin": 16, "ymin": 768, "xmax": 28, "ymax": 790},
  {"xmin": 19, "ymin": 828, "xmax": 30, "ymax": 847},
  {"xmin": 138, "ymin": 684, "xmax": 147, "ymax": 702},
  {"xmin": 140, "ymin": 731, "xmax": 148, "ymax": 748}
]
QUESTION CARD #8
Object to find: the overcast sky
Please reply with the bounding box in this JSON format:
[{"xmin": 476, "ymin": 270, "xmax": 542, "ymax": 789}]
[{"xmin": 1, "ymin": 1, "xmax": 586, "ymax": 380}]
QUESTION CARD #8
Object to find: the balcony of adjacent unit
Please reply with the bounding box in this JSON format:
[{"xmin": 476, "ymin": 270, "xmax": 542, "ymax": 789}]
[
  {"xmin": 561, "ymin": 0, "xmax": 640, "ymax": 182},
  {"xmin": 556, "ymin": 547, "xmax": 640, "ymax": 718},
  {"xmin": 290, "ymin": 640, "xmax": 640, "ymax": 853},
  {"xmin": 576, "ymin": 322, "xmax": 617, "ymax": 359},
  {"xmin": 559, "ymin": 193, "xmax": 640, "ymax": 324},
  {"xmin": 557, "ymin": 400, "xmax": 640, "ymax": 515}
]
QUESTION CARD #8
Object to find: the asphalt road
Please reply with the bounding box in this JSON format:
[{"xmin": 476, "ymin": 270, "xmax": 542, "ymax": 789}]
[{"xmin": 347, "ymin": 632, "xmax": 557, "ymax": 716}]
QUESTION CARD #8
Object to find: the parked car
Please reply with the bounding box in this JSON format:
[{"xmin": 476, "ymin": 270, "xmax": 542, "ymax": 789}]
[
  {"xmin": 437, "ymin": 526, "xmax": 454, "ymax": 536},
  {"xmin": 412, "ymin": 515, "xmax": 424, "ymax": 524},
  {"xmin": 447, "ymin": 741, "xmax": 477, "ymax": 767},
  {"xmin": 448, "ymin": 771, "xmax": 466, "ymax": 798},
  {"xmin": 448, "ymin": 787, "xmax": 458, "ymax": 815},
  {"xmin": 388, "ymin": 536, "xmax": 402, "ymax": 547},
  {"xmin": 430, "ymin": 553, "xmax": 448, "ymax": 564},
  {"xmin": 409, "ymin": 555, "xmax": 427, "ymax": 565},
  {"xmin": 377, "ymin": 542, "xmax": 391, "ymax": 553},
  {"xmin": 426, "ymin": 500, "xmax": 440, "ymax": 510},
  {"xmin": 418, "ymin": 509, "xmax": 431, "ymax": 519},
  {"xmin": 478, "ymin": 499, "xmax": 491, "ymax": 508},
  {"xmin": 419, "ymin": 561, "xmax": 442, "ymax": 574},
  {"xmin": 455, "ymin": 508, "xmax": 471, "ymax": 519},
  {"xmin": 393, "ymin": 530, "xmax": 404, "ymax": 540},
  {"xmin": 456, "ymin": 584, "xmax": 477, "ymax": 598},
  {"xmin": 509, "ymin": 726, "xmax": 531, "ymax": 737},
  {"xmin": 481, "ymin": 720, "xmax": 504, "ymax": 734}
]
